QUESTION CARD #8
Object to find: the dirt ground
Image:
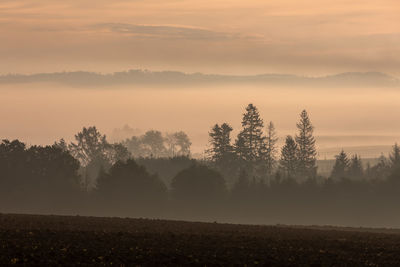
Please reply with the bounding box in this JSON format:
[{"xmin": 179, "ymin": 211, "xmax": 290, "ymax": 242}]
[{"xmin": 1, "ymin": 213, "xmax": 400, "ymax": 266}]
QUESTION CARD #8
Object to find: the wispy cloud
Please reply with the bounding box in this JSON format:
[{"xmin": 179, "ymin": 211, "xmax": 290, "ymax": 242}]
[
  {"xmin": 93, "ymin": 23, "xmax": 254, "ymax": 41},
  {"xmin": 0, "ymin": 0, "xmax": 399, "ymax": 75}
]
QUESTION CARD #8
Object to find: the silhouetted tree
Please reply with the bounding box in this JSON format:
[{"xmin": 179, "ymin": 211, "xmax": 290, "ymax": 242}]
[
  {"xmin": 234, "ymin": 134, "xmax": 246, "ymax": 163},
  {"xmin": 368, "ymin": 154, "xmax": 390, "ymax": 180},
  {"xmin": 124, "ymin": 130, "xmax": 191, "ymax": 158},
  {"xmin": 108, "ymin": 143, "xmax": 131, "ymax": 163},
  {"xmin": 295, "ymin": 110, "xmax": 317, "ymax": 178},
  {"xmin": 330, "ymin": 150, "xmax": 349, "ymax": 179},
  {"xmin": 168, "ymin": 131, "xmax": 191, "ymax": 156},
  {"xmin": 97, "ymin": 159, "xmax": 167, "ymax": 216},
  {"xmin": 235, "ymin": 104, "xmax": 266, "ymax": 162},
  {"xmin": 136, "ymin": 156, "xmax": 196, "ymax": 186},
  {"xmin": 26, "ymin": 145, "xmax": 81, "ymax": 192},
  {"xmin": 171, "ymin": 164, "xmax": 226, "ymax": 216},
  {"xmin": 0, "ymin": 140, "xmax": 28, "ymax": 194},
  {"xmin": 280, "ymin": 136, "xmax": 299, "ymax": 178},
  {"xmin": 207, "ymin": 123, "xmax": 237, "ymax": 179},
  {"xmin": 0, "ymin": 140, "xmax": 81, "ymax": 212},
  {"xmin": 208, "ymin": 123, "xmax": 234, "ymax": 162},
  {"xmin": 389, "ymin": 143, "xmax": 400, "ymax": 168},
  {"xmin": 122, "ymin": 136, "xmax": 143, "ymax": 157},
  {"xmin": 348, "ymin": 154, "xmax": 363, "ymax": 179},
  {"xmin": 54, "ymin": 138, "xmax": 68, "ymax": 152},
  {"xmin": 141, "ymin": 130, "xmax": 166, "ymax": 157},
  {"xmin": 69, "ymin": 126, "xmax": 109, "ymax": 167},
  {"xmin": 69, "ymin": 126, "xmax": 128, "ymax": 190},
  {"xmin": 264, "ymin": 121, "xmax": 278, "ymax": 175},
  {"xmin": 386, "ymin": 143, "xmax": 400, "ymax": 184}
]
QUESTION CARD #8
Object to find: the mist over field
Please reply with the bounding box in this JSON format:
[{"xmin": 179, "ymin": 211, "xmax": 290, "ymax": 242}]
[
  {"xmin": 1, "ymin": 76, "xmax": 399, "ymax": 159},
  {"xmin": 2, "ymin": 64, "xmax": 400, "ymax": 231}
]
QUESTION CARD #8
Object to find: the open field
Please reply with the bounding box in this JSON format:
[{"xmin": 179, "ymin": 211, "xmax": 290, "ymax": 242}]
[{"xmin": 1, "ymin": 214, "xmax": 400, "ymax": 266}]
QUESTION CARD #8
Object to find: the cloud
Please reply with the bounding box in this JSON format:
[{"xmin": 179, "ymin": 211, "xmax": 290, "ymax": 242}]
[
  {"xmin": 0, "ymin": 0, "xmax": 399, "ymax": 75},
  {"xmin": 93, "ymin": 23, "xmax": 252, "ymax": 41}
]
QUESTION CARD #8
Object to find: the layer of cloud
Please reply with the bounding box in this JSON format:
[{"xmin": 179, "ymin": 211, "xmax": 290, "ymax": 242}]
[
  {"xmin": 92, "ymin": 23, "xmax": 247, "ymax": 41},
  {"xmin": 0, "ymin": 0, "xmax": 399, "ymax": 75}
]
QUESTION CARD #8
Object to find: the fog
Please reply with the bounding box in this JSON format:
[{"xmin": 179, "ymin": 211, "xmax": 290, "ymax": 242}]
[
  {"xmin": 1, "ymin": 82, "xmax": 399, "ymax": 158},
  {"xmin": 3, "ymin": 81, "xmax": 400, "ymax": 228}
]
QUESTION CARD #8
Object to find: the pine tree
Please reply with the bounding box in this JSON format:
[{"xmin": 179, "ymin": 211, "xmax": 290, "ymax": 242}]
[
  {"xmin": 234, "ymin": 134, "xmax": 246, "ymax": 163},
  {"xmin": 280, "ymin": 135, "xmax": 299, "ymax": 178},
  {"xmin": 348, "ymin": 154, "xmax": 363, "ymax": 179},
  {"xmin": 388, "ymin": 143, "xmax": 400, "ymax": 182},
  {"xmin": 377, "ymin": 153, "xmax": 388, "ymax": 168},
  {"xmin": 220, "ymin": 123, "xmax": 234, "ymax": 158},
  {"xmin": 365, "ymin": 162, "xmax": 372, "ymax": 178},
  {"xmin": 235, "ymin": 104, "xmax": 266, "ymax": 162},
  {"xmin": 330, "ymin": 150, "xmax": 349, "ymax": 179},
  {"xmin": 295, "ymin": 110, "xmax": 317, "ymax": 178},
  {"xmin": 207, "ymin": 123, "xmax": 234, "ymax": 163},
  {"xmin": 389, "ymin": 143, "xmax": 400, "ymax": 167},
  {"xmin": 264, "ymin": 121, "xmax": 278, "ymax": 175},
  {"xmin": 369, "ymin": 154, "xmax": 390, "ymax": 180}
]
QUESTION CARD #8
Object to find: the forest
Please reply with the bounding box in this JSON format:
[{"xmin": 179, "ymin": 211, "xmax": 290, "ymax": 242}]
[{"xmin": 1, "ymin": 104, "xmax": 400, "ymax": 227}]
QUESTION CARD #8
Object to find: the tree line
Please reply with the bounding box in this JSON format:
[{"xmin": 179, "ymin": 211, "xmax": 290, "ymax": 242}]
[
  {"xmin": 122, "ymin": 130, "xmax": 191, "ymax": 159},
  {"xmin": 1, "ymin": 104, "xmax": 400, "ymax": 226},
  {"xmin": 207, "ymin": 104, "xmax": 317, "ymax": 184}
]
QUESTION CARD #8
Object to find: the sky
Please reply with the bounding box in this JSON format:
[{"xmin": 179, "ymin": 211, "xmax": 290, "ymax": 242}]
[
  {"xmin": 1, "ymin": 0, "xmax": 400, "ymax": 157},
  {"xmin": 0, "ymin": 0, "xmax": 399, "ymax": 76}
]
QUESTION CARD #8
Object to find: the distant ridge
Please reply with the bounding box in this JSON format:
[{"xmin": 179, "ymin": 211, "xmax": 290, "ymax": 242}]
[{"xmin": 0, "ymin": 70, "xmax": 398, "ymax": 88}]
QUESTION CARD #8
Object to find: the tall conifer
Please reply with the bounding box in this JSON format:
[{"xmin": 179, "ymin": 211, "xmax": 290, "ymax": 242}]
[{"xmin": 295, "ymin": 110, "xmax": 317, "ymax": 178}]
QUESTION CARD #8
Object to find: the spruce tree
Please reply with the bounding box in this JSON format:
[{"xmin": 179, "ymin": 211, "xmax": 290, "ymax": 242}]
[
  {"xmin": 330, "ymin": 150, "xmax": 349, "ymax": 179},
  {"xmin": 207, "ymin": 123, "xmax": 234, "ymax": 163},
  {"xmin": 264, "ymin": 121, "xmax": 278, "ymax": 175},
  {"xmin": 369, "ymin": 154, "xmax": 390, "ymax": 180},
  {"xmin": 220, "ymin": 123, "xmax": 234, "ymax": 157},
  {"xmin": 235, "ymin": 104, "xmax": 266, "ymax": 162},
  {"xmin": 295, "ymin": 110, "xmax": 317, "ymax": 178},
  {"xmin": 389, "ymin": 143, "xmax": 400, "ymax": 167},
  {"xmin": 280, "ymin": 135, "xmax": 299, "ymax": 178},
  {"xmin": 234, "ymin": 134, "xmax": 246, "ymax": 163},
  {"xmin": 348, "ymin": 154, "xmax": 363, "ymax": 179},
  {"xmin": 208, "ymin": 124, "xmax": 223, "ymax": 161}
]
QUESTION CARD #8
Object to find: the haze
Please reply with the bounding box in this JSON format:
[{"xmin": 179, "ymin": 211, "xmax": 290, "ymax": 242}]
[{"xmin": 1, "ymin": 83, "xmax": 400, "ymax": 158}]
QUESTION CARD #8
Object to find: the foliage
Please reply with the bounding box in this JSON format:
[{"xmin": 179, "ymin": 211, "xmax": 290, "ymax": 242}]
[
  {"xmin": 279, "ymin": 136, "xmax": 299, "ymax": 179},
  {"xmin": 389, "ymin": 143, "xmax": 400, "ymax": 167},
  {"xmin": 96, "ymin": 159, "xmax": 167, "ymax": 216},
  {"xmin": 171, "ymin": 164, "xmax": 226, "ymax": 215},
  {"xmin": 348, "ymin": 154, "xmax": 363, "ymax": 179},
  {"xmin": 136, "ymin": 156, "xmax": 196, "ymax": 187},
  {"xmin": 69, "ymin": 126, "xmax": 130, "ymax": 190},
  {"xmin": 295, "ymin": 110, "xmax": 317, "ymax": 178},
  {"xmin": 0, "ymin": 139, "xmax": 81, "ymax": 212},
  {"xmin": 235, "ymin": 104, "xmax": 266, "ymax": 162},
  {"xmin": 330, "ymin": 150, "xmax": 349, "ymax": 179},
  {"xmin": 123, "ymin": 130, "xmax": 191, "ymax": 158},
  {"xmin": 264, "ymin": 121, "xmax": 278, "ymax": 175}
]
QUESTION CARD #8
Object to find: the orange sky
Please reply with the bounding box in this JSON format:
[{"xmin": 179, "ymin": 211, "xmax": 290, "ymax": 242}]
[{"xmin": 1, "ymin": 0, "xmax": 399, "ymax": 75}]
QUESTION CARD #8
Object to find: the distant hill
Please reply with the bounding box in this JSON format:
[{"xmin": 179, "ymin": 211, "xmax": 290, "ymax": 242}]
[{"xmin": 0, "ymin": 70, "xmax": 398, "ymax": 88}]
